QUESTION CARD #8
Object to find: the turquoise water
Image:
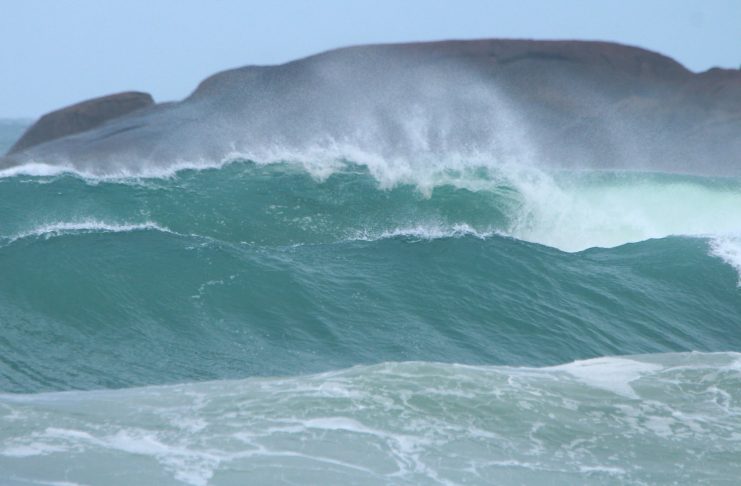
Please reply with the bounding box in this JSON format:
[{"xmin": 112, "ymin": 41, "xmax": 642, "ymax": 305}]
[{"xmin": 1, "ymin": 123, "xmax": 741, "ymax": 484}]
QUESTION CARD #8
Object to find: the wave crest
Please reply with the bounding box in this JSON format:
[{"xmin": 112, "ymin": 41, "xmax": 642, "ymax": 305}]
[
  {"xmin": 1, "ymin": 220, "xmax": 175, "ymax": 245},
  {"xmin": 3, "ymin": 160, "xmax": 741, "ymax": 278}
]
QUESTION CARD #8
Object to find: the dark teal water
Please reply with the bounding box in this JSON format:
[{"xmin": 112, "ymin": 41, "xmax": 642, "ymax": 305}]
[
  {"xmin": 1, "ymin": 162, "xmax": 741, "ymax": 394},
  {"xmin": 1, "ymin": 123, "xmax": 740, "ymax": 484}
]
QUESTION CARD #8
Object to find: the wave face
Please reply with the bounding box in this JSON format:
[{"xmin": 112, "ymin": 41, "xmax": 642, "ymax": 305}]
[
  {"xmin": 2, "ymin": 354, "xmax": 740, "ymax": 485},
  {"xmin": 1, "ymin": 144, "xmax": 741, "ymax": 483},
  {"xmin": 1, "ymin": 160, "xmax": 741, "ymax": 393}
]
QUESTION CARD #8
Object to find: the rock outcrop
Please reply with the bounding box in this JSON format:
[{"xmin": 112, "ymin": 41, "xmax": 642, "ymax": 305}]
[
  {"xmin": 7, "ymin": 91, "xmax": 154, "ymax": 154},
  {"xmin": 3, "ymin": 40, "xmax": 740, "ymax": 176}
]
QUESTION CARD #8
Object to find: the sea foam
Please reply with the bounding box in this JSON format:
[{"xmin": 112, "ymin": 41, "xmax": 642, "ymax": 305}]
[
  {"xmin": 1, "ymin": 220, "xmax": 176, "ymax": 245},
  {"xmin": 1, "ymin": 353, "xmax": 739, "ymax": 486},
  {"xmin": 710, "ymin": 236, "xmax": 741, "ymax": 286}
]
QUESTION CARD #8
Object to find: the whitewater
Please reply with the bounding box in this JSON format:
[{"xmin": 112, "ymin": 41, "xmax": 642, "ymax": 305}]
[{"xmin": 3, "ymin": 354, "xmax": 740, "ymax": 485}]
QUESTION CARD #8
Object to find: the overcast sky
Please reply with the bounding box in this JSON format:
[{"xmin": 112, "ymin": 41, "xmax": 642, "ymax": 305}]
[{"xmin": 1, "ymin": 0, "xmax": 739, "ymax": 118}]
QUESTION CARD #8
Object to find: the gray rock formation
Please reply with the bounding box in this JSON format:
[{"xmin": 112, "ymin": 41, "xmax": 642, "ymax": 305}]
[
  {"xmin": 7, "ymin": 92, "xmax": 154, "ymax": 154},
  {"xmin": 3, "ymin": 40, "xmax": 740, "ymax": 176}
]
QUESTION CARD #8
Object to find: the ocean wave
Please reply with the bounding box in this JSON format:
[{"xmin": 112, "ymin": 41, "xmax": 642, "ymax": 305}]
[
  {"xmin": 4, "ymin": 159, "xmax": 741, "ymax": 283},
  {"xmin": 343, "ymin": 226, "xmax": 741, "ymax": 285},
  {"xmin": 0, "ymin": 148, "xmax": 525, "ymax": 185},
  {"xmin": 5, "ymin": 158, "xmax": 741, "ymax": 250},
  {"xmin": 1, "ymin": 353, "xmax": 739, "ymax": 485}
]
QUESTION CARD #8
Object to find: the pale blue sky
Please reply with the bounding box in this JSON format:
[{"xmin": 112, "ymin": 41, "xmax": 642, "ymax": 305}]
[{"xmin": 1, "ymin": 0, "xmax": 739, "ymax": 118}]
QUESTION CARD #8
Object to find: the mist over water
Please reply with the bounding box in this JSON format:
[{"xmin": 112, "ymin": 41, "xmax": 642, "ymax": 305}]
[{"xmin": 8, "ymin": 41, "xmax": 740, "ymax": 178}]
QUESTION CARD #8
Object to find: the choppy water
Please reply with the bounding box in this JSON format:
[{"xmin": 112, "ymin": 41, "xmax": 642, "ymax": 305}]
[
  {"xmin": 3, "ymin": 354, "xmax": 740, "ymax": 486},
  {"xmin": 1, "ymin": 121, "xmax": 740, "ymax": 484}
]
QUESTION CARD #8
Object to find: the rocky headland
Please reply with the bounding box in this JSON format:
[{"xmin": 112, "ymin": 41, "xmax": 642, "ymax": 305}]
[{"xmin": 4, "ymin": 39, "xmax": 740, "ymax": 175}]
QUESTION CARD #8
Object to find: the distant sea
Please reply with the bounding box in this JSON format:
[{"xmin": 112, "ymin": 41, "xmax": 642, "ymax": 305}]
[{"xmin": 0, "ymin": 119, "xmax": 30, "ymax": 153}]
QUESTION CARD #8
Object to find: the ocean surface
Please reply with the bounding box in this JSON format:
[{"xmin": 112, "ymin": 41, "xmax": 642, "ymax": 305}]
[{"xmin": 1, "ymin": 119, "xmax": 740, "ymax": 484}]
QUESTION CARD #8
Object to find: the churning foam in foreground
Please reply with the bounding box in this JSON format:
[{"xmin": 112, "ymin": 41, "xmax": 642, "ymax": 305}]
[{"xmin": 1, "ymin": 353, "xmax": 739, "ymax": 485}]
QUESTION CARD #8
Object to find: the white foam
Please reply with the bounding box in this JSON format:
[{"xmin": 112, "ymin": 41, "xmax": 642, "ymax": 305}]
[
  {"xmin": 102, "ymin": 429, "xmax": 220, "ymax": 486},
  {"xmin": 346, "ymin": 169, "xmax": 741, "ymax": 284},
  {"xmin": 0, "ymin": 162, "xmax": 75, "ymax": 178},
  {"xmin": 1, "ymin": 442, "xmax": 68, "ymax": 457},
  {"xmin": 0, "ymin": 353, "xmax": 739, "ymax": 485},
  {"xmin": 304, "ymin": 417, "xmax": 381, "ymax": 435},
  {"xmin": 22, "ymin": 481, "xmax": 86, "ymax": 486},
  {"xmin": 578, "ymin": 465, "xmax": 626, "ymax": 475},
  {"xmin": 549, "ymin": 357, "xmax": 663, "ymax": 399},
  {"xmin": 0, "ymin": 158, "xmax": 232, "ymax": 181},
  {"xmin": 351, "ymin": 223, "xmax": 496, "ymax": 242},
  {"xmin": 2, "ymin": 219, "xmax": 176, "ymax": 244},
  {"xmin": 503, "ymin": 171, "xmax": 741, "ymax": 252},
  {"xmin": 709, "ymin": 236, "xmax": 741, "ymax": 285}
]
